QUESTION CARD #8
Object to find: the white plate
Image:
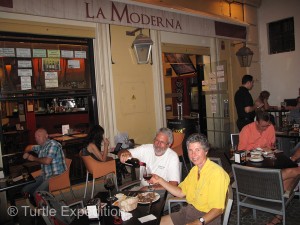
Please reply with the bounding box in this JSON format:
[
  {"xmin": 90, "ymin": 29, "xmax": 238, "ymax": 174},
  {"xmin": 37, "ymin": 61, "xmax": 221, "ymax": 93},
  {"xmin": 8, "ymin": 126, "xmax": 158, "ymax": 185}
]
[
  {"xmin": 249, "ymin": 157, "xmax": 264, "ymax": 162},
  {"xmin": 137, "ymin": 192, "xmax": 160, "ymax": 204}
]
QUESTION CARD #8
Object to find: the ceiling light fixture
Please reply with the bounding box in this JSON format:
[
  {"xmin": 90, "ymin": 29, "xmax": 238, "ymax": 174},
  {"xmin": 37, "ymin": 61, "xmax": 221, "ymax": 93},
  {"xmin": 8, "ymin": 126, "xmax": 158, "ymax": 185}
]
[{"xmin": 126, "ymin": 28, "xmax": 153, "ymax": 64}]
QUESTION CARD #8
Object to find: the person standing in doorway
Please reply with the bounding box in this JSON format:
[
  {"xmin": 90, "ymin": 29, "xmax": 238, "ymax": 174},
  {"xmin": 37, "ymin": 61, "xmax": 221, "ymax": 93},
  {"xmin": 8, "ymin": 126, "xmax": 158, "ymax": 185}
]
[{"xmin": 234, "ymin": 75, "xmax": 261, "ymax": 131}]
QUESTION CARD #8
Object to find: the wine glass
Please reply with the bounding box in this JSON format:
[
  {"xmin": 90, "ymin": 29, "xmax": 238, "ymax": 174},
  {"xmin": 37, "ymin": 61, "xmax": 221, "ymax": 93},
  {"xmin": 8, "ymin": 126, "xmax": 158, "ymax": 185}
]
[
  {"xmin": 104, "ymin": 174, "xmax": 116, "ymax": 201},
  {"xmin": 142, "ymin": 166, "xmax": 153, "ymax": 190}
]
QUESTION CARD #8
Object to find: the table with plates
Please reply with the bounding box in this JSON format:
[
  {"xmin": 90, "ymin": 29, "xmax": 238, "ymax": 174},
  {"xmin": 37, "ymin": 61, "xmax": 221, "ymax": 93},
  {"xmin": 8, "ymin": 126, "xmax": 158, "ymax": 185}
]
[
  {"xmin": 242, "ymin": 151, "xmax": 298, "ymax": 169},
  {"xmin": 70, "ymin": 189, "xmax": 168, "ymax": 225}
]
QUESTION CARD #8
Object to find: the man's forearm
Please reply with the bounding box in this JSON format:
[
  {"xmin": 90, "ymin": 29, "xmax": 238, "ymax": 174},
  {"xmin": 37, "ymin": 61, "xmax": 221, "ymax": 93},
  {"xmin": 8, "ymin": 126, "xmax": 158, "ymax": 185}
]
[{"xmin": 30, "ymin": 155, "xmax": 52, "ymax": 165}]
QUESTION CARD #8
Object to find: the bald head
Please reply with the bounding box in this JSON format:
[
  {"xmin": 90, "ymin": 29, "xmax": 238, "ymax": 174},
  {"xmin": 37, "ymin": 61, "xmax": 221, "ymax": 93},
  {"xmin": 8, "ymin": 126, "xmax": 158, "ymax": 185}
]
[{"xmin": 35, "ymin": 128, "xmax": 49, "ymax": 145}]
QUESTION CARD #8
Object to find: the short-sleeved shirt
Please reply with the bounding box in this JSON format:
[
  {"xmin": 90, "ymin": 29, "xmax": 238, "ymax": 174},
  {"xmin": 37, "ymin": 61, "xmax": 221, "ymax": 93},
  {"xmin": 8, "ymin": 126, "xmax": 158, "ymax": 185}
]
[
  {"xmin": 234, "ymin": 86, "xmax": 255, "ymax": 121},
  {"xmin": 238, "ymin": 121, "xmax": 276, "ymax": 150},
  {"xmin": 179, "ymin": 159, "xmax": 230, "ymax": 213},
  {"xmin": 32, "ymin": 139, "xmax": 66, "ymax": 180},
  {"xmin": 129, "ymin": 144, "xmax": 180, "ymax": 186}
]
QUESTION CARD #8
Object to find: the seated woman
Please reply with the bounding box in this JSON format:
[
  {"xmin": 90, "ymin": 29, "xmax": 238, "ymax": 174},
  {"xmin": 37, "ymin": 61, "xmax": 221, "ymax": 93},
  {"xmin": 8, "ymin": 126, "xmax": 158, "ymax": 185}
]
[
  {"xmin": 255, "ymin": 90, "xmax": 277, "ymax": 125},
  {"xmin": 82, "ymin": 124, "xmax": 127, "ymax": 185},
  {"xmin": 81, "ymin": 125, "xmax": 109, "ymax": 161}
]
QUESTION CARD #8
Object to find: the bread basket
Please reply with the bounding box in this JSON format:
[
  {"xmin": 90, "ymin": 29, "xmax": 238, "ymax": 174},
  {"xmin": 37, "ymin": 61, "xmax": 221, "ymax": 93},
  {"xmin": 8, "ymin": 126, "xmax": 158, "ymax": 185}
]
[{"xmin": 119, "ymin": 197, "xmax": 138, "ymax": 212}]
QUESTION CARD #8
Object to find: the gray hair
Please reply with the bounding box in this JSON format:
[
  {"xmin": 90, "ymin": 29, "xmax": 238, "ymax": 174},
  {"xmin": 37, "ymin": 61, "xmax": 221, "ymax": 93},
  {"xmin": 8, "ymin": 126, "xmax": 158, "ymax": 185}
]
[
  {"xmin": 156, "ymin": 127, "xmax": 173, "ymax": 145},
  {"xmin": 186, "ymin": 133, "xmax": 210, "ymax": 152}
]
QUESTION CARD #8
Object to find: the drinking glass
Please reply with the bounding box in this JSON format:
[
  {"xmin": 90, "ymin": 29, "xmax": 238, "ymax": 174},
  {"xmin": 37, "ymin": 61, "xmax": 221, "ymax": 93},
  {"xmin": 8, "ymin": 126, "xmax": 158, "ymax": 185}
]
[
  {"xmin": 22, "ymin": 168, "xmax": 29, "ymax": 181},
  {"xmin": 142, "ymin": 166, "xmax": 153, "ymax": 190},
  {"xmin": 104, "ymin": 174, "xmax": 116, "ymax": 201}
]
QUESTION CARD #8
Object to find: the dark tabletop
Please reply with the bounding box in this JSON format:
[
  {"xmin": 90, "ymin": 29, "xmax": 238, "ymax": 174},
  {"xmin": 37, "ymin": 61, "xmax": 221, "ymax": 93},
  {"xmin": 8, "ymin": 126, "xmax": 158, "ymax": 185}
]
[
  {"xmin": 70, "ymin": 189, "xmax": 167, "ymax": 225},
  {"xmin": 0, "ymin": 174, "xmax": 35, "ymax": 192},
  {"xmin": 244, "ymin": 152, "xmax": 298, "ymax": 169}
]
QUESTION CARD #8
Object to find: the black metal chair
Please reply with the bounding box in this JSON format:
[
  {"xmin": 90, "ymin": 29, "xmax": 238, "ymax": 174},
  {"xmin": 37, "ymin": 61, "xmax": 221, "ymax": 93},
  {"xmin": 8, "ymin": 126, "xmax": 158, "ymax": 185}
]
[{"xmin": 232, "ymin": 164, "xmax": 300, "ymax": 225}]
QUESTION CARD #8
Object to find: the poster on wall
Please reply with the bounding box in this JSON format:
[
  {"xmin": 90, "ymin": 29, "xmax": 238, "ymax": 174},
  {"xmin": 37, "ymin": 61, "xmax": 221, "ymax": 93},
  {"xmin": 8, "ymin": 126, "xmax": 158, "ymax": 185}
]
[
  {"xmin": 42, "ymin": 58, "xmax": 60, "ymax": 71},
  {"xmin": 68, "ymin": 60, "xmax": 80, "ymax": 69},
  {"xmin": 16, "ymin": 48, "xmax": 31, "ymax": 58},
  {"xmin": 21, "ymin": 76, "xmax": 32, "ymax": 90},
  {"xmin": 61, "ymin": 50, "xmax": 74, "ymax": 58},
  {"xmin": 18, "ymin": 60, "xmax": 32, "ymax": 68},
  {"xmin": 74, "ymin": 51, "xmax": 86, "ymax": 58},
  {"xmin": 0, "ymin": 48, "xmax": 15, "ymax": 57},
  {"xmin": 33, "ymin": 49, "xmax": 47, "ymax": 58},
  {"xmin": 18, "ymin": 69, "xmax": 32, "ymax": 76}
]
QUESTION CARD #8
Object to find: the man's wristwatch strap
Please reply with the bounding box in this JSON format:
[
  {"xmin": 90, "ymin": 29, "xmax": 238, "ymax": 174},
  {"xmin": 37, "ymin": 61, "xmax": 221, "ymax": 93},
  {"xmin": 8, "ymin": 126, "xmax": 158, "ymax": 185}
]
[{"xmin": 199, "ymin": 217, "xmax": 205, "ymax": 225}]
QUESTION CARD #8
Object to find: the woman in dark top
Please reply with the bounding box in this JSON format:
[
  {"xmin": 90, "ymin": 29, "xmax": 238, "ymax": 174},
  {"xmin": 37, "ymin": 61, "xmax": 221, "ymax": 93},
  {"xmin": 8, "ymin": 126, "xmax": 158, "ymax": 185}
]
[
  {"xmin": 82, "ymin": 125, "xmax": 109, "ymax": 161},
  {"xmin": 82, "ymin": 125, "xmax": 127, "ymax": 185}
]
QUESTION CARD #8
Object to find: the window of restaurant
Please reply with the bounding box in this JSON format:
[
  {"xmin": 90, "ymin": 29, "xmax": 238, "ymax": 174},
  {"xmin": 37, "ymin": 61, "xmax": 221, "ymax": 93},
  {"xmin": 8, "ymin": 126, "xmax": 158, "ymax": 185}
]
[{"xmin": 0, "ymin": 32, "xmax": 98, "ymax": 177}]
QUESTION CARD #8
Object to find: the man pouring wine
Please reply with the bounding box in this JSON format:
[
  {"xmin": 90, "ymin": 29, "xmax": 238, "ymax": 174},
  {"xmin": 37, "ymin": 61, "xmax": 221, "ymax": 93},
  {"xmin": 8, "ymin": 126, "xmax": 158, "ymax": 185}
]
[{"xmin": 119, "ymin": 127, "xmax": 180, "ymax": 190}]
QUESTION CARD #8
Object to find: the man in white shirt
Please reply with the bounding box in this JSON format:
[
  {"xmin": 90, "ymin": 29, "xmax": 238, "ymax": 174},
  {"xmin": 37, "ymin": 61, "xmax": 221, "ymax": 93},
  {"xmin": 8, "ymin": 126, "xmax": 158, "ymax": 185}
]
[{"xmin": 119, "ymin": 127, "xmax": 180, "ymax": 189}]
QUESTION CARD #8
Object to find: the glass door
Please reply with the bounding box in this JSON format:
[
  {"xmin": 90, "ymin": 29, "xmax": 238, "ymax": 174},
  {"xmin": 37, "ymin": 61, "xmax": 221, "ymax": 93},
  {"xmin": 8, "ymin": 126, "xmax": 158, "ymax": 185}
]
[{"xmin": 202, "ymin": 59, "xmax": 230, "ymax": 149}]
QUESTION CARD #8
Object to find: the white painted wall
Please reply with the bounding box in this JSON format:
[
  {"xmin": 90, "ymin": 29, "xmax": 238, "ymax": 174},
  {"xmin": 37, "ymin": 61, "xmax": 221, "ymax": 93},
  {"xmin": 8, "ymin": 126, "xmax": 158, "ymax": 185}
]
[{"xmin": 258, "ymin": 0, "xmax": 300, "ymax": 106}]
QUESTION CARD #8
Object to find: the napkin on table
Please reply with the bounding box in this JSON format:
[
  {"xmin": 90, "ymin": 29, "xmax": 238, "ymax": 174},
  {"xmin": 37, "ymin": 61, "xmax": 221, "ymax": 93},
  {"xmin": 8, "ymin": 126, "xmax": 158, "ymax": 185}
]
[
  {"xmin": 120, "ymin": 210, "xmax": 133, "ymax": 221},
  {"xmin": 138, "ymin": 214, "xmax": 157, "ymax": 223}
]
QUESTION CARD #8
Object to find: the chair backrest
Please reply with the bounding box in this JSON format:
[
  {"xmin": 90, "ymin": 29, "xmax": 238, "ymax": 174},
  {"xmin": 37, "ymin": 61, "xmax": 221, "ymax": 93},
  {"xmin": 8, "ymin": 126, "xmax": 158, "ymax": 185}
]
[
  {"xmin": 230, "ymin": 133, "xmax": 239, "ymax": 147},
  {"xmin": 208, "ymin": 157, "xmax": 222, "ymax": 167},
  {"xmin": 232, "ymin": 164, "xmax": 284, "ymax": 201},
  {"xmin": 49, "ymin": 158, "xmax": 72, "ymax": 193},
  {"xmin": 79, "ymin": 151, "xmax": 117, "ymax": 179},
  {"xmin": 171, "ymin": 132, "xmax": 185, "ymax": 156},
  {"xmin": 222, "ymin": 185, "xmax": 233, "ymax": 225}
]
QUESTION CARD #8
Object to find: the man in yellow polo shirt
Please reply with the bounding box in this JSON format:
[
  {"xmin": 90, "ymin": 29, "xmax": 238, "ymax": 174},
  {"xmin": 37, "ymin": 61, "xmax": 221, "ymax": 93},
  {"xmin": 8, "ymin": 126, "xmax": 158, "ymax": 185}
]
[{"xmin": 150, "ymin": 133, "xmax": 230, "ymax": 225}]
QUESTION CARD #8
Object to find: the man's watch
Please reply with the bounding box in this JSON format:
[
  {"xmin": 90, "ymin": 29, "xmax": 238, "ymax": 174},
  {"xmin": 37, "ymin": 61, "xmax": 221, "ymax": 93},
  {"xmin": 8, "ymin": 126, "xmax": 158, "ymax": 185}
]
[{"xmin": 199, "ymin": 217, "xmax": 205, "ymax": 225}]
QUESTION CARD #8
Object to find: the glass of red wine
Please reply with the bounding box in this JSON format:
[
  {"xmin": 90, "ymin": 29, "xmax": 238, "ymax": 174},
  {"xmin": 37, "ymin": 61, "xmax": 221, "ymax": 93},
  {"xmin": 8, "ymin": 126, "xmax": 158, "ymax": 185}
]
[
  {"xmin": 142, "ymin": 166, "xmax": 153, "ymax": 190},
  {"xmin": 104, "ymin": 174, "xmax": 116, "ymax": 201}
]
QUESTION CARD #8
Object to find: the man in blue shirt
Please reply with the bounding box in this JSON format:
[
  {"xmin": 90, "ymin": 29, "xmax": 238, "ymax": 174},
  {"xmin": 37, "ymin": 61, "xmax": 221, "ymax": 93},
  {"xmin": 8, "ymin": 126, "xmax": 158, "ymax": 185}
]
[{"xmin": 22, "ymin": 128, "xmax": 67, "ymax": 202}]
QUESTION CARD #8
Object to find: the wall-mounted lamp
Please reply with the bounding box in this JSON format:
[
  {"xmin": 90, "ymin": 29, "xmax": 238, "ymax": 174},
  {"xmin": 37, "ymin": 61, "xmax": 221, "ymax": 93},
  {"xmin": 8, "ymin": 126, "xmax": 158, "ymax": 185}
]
[
  {"xmin": 235, "ymin": 42, "xmax": 253, "ymax": 67},
  {"xmin": 126, "ymin": 28, "xmax": 153, "ymax": 64}
]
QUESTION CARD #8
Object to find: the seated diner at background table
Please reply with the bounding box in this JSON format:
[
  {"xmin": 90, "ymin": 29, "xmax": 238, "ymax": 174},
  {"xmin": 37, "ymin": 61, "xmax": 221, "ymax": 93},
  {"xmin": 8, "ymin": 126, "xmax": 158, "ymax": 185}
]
[
  {"xmin": 118, "ymin": 127, "xmax": 180, "ymax": 191},
  {"xmin": 238, "ymin": 110, "xmax": 275, "ymax": 151},
  {"xmin": 255, "ymin": 90, "xmax": 277, "ymax": 125},
  {"xmin": 22, "ymin": 128, "xmax": 67, "ymax": 205},
  {"xmin": 282, "ymin": 96, "xmax": 300, "ymax": 111},
  {"xmin": 80, "ymin": 124, "xmax": 128, "ymax": 185},
  {"xmin": 287, "ymin": 96, "xmax": 300, "ymax": 124},
  {"xmin": 150, "ymin": 133, "xmax": 230, "ymax": 225},
  {"xmin": 81, "ymin": 124, "xmax": 110, "ymax": 162},
  {"xmin": 255, "ymin": 90, "xmax": 278, "ymax": 110},
  {"xmin": 266, "ymin": 147, "xmax": 300, "ymax": 225}
]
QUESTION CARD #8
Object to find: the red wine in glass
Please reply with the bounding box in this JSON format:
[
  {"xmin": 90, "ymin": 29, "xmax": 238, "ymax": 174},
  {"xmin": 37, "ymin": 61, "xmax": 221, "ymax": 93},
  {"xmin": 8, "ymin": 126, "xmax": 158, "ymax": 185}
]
[{"xmin": 143, "ymin": 174, "xmax": 153, "ymax": 181}]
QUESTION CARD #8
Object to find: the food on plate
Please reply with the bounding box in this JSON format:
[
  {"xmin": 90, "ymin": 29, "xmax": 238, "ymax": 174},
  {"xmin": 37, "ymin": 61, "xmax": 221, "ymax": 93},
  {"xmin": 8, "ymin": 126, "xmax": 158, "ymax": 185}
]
[
  {"xmin": 137, "ymin": 192, "xmax": 156, "ymax": 203},
  {"xmin": 115, "ymin": 193, "xmax": 126, "ymax": 201},
  {"xmin": 119, "ymin": 197, "xmax": 138, "ymax": 212},
  {"xmin": 251, "ymin": 154, "xmax": 262, "ymax": 159}
]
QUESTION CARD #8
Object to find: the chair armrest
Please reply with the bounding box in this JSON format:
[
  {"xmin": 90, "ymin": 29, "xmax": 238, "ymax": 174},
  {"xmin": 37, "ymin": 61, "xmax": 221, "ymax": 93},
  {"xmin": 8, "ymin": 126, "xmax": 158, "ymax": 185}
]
[
  {"xmin": 168, "ymin": 197, "xmax": 187, "ymax": 214},
  {"xmin": 31, "ymin": 169, "xmax": 42, "ymax": 178}
]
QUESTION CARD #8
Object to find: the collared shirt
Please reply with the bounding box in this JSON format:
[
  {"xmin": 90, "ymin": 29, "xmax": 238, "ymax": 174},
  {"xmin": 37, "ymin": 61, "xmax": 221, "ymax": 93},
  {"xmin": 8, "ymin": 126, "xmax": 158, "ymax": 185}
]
[
  {"xmin": 32, "ymin": 139, "xmax": 66, "ymax": 180},
  {"xmin": 129, "ymin": 144, "xmax": 180, "ymax": 186},
  {"xmin": 234, "ymin": 86, "xmax": 255, "ymax": 121},
  {"xmin": 238, "ymin": 121, "xmax": 276, "ymax": 150},
  {"xmin": 179, "ymin": 159, "xmax": 230, "ymax": 213}
]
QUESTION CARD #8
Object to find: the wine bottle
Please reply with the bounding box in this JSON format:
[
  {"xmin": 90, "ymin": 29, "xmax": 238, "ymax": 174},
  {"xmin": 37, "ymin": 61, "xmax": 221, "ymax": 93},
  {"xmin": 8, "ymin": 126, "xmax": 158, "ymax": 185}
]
[{"xmin": 125, "ymin": 157, "xmax": 140, "ymax": 168}]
